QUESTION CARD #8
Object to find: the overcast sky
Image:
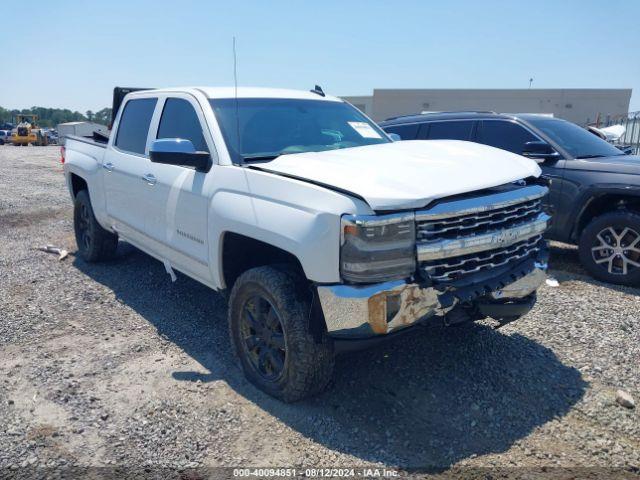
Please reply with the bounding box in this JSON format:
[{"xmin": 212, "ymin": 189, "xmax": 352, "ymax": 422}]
[{"xmin": 2, "ymin": 0, "xmax": 639, "ymax": 113}]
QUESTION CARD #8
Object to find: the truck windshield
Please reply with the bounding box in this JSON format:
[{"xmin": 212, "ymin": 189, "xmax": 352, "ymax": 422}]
[
  {"xmin": 210, "ymin": 98, "xmax": 389, "ymax": 163},
  {"xmin": 526, "ymin": 117, "xmax": 624, "ymax": 159}
]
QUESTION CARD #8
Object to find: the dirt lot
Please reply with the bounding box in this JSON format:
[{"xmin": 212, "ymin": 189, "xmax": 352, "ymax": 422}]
[{"xmin": 0, "ymin": 146, "xmax": 638, "ymax": 477}]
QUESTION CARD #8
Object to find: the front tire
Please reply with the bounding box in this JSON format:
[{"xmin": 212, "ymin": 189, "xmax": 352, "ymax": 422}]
[
  {"xmin": 578, "ymin": 210, "xmax": 640, "ymax": 286},
  {"xmin": 228, "ymin": 266, "xmax": 334, "ymax": 402},
  {"xmin": 73, "ymin": 189, "xmax": 118, "ymax": 262}
]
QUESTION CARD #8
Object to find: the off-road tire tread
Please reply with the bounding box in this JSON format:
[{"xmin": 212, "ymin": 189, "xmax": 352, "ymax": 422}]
[{"xmin": 228, "ymin": 266, "xmax": 334, "ymax": 402}]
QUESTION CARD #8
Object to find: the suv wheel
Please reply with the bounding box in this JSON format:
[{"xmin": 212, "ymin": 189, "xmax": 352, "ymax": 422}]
[
  {"xmin": 578, "ymin": 210, "xmax": 640, "ymax": 286},
  {"xmin": 228, "ymin": 266, "xmax": 334, "ymax": 402},
  {"xmin": 73, "ymin": 190, "xmax": 118, "ymax": 262}
]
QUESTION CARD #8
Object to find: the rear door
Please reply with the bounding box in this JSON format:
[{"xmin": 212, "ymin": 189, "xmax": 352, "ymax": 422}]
[
  {"xmin": 103, "ymin": 96, "xmax": 157, "ymax": 244},
  {"xmin": 144, "ymin": 95, "xmax": 213, "ymax": 282}
]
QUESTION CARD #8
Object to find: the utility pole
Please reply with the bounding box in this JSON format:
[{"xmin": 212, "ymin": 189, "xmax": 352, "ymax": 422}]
[{"xmin": 529, "ymin": 78, "xmax": 534, "ymax": 89}]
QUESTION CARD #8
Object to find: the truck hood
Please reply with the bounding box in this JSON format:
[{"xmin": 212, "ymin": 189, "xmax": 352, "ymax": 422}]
[
  {"xmin": 260, "ymin": 140, "xmax": 541, "ymax": 210},
  {"xmin": 565, "ymin": 154, "xmax": 640, "ymax": 175}
]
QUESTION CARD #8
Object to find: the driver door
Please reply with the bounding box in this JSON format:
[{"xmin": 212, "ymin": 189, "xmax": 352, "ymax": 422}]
[{"xmin": 144, "ymin": 95, "xmax": 213, "ymax": 283}]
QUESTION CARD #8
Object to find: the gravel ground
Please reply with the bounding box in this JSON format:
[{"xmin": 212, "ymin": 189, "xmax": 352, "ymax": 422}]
[{"xmin": 0, "ymin": 146, "xmax": 638, "ymax": 478}]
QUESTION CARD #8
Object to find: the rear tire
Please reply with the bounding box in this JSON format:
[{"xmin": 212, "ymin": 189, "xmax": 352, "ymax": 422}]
[
  {"xmin": 73, "ymin": 189, "xmax": 118, "ymax": 262},
  {"xmin": 228, "ymin": 266, "xmax": 334, "ymax": 402},
  {"xmin": 578, "ymin": 210, "xmax": 640, "ymax": 286}
]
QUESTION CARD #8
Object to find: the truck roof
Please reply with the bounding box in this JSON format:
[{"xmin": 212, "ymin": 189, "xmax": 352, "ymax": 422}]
[{"xmin": 128, "ymin": 86, "xmax": 343, "ymax": 102}]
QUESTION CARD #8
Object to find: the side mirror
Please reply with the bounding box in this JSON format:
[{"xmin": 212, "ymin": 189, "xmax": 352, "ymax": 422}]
[
  {"xmin": 150, "ymin": 138, "xmax": 212, "ymax": 172},
  {"xmin": 522, "ymin": 141, "xmax": 561, "ymax": 163},
  {"xmin": 387, "ymin": 133, "xmax": 402, "ymax": 142}
]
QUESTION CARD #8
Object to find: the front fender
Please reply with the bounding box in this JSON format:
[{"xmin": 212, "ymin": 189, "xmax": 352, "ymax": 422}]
[{"xmin": 207, "ymin": 167, "xmax": 372, "ymax": 288}]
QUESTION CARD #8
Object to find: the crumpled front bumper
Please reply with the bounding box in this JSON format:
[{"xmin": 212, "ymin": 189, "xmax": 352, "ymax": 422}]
[{"xmin": 317, "ymin": 254, "xmax": 547, "ymax": 339}]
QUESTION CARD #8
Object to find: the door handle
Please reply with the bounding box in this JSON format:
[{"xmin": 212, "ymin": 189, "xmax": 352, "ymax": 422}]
[
  {"xmin": 142, "ymin": 173, "xmax": 157, "ymax": 185},
  {"xmin": 103, "ymin": 162, "xmax": 114, "ymax": 172}
]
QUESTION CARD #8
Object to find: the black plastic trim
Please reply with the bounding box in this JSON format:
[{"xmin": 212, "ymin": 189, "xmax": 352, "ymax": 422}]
[
  {"xmin": 476, "ymin": 293, "xmax": 537, "ymax": 321},
  {"xmin": 150, "ymin": 150, "xmax": 212, "ymax": 173}
]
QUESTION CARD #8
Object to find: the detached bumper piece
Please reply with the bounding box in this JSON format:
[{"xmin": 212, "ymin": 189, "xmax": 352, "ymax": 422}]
[{"xmin": 476, "ymin": 293, "xmax": 537, "ymax": 326}]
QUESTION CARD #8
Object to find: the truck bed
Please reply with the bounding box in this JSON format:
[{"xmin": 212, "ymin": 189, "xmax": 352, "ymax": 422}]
[
  {"xmin": 64, "ymin": 134, "xmax": 109, "ymax": 167},
  {"xmin": 65, "ymin": 130, "xmax": 109, "ymax": 147}
]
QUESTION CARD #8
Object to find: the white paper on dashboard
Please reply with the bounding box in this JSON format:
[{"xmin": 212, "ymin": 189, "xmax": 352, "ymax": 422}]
[{"xmin": 348, "ymin": 122, "xmax": 382, "ymax": 139}]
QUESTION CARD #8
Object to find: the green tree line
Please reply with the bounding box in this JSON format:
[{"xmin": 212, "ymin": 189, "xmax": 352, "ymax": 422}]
[{"xmin": 0, "ymin": 106, "xmax": 111, "ymax": 128}]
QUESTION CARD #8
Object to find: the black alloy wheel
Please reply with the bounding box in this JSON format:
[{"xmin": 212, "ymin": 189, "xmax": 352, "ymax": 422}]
[{"xmin": 239, "ymin": 295, "xmax": 287, "ymax": 381}]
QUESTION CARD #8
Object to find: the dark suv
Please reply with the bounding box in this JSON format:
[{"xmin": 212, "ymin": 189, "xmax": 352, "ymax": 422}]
[{"xmin": 380, "ymin": 112, "xmax": 640, "ymax": 286}]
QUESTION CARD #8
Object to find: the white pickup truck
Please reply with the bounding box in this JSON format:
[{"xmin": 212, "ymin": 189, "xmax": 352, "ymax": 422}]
[{"xmin": 63, "ymin": 86, "xmax": 550, "ymax": 401}]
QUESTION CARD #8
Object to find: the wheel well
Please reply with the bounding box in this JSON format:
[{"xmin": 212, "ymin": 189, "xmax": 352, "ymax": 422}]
[
  {"xmin": 221, "ymin": 232, "xmax": 327, "ymax": 341},
  {"xmin": 70, "ymin": 174, "xmax": 88, "ymax": 198},
  {"xmin": 221, "ymin": 232, "xmax": 305, "ymax": 290},
  {"xmin": 574, "ymin": 194, "xmax": 640, "ymax": 240}
]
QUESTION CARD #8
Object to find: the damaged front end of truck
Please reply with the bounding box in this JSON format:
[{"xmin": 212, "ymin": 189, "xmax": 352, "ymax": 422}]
[{"xmin": 317, "ymin": 181, "xmax": 550, "ymax": 350}]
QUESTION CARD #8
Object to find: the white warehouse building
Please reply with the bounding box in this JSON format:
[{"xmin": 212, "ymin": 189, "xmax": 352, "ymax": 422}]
[{"xmin": 342, "ymin": 88, "xmax": 632, "ymax": 125}]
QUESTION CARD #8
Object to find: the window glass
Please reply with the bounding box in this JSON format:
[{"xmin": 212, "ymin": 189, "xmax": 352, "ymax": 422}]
[
  {"xmin": 157, "ymin": 98, "xmax": 208, "ymax": 152},
  {"xmin": 525, "ymin": 116, "xmax": 623, "ymax": 158},
  {"xmin": 383, "ymin": 123, "xmax": 420, "ymax": 140},
  {"xmin": 424, "ymin": 121, "xmax": 474, "ymax": 140},
  {"xmin": 115, "ymin": 98, "xmax": 157, "ymax": 155},
  {"xmin": 477, "ymin": 121, "xmax": 537, "ymax": 154},
  {"xmin": 210, "ymin": 98, "xmax": 389, "ymax": 163}
]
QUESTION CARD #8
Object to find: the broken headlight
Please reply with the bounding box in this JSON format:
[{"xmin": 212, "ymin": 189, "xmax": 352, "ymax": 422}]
[{"xmin": 340, "ymin": 213, "xmax": 416, "ymax": 283}]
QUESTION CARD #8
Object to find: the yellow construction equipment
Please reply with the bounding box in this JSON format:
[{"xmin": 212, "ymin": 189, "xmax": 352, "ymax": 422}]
[{"xmin": 11, "ymin": 114, "xmax": 49, "ymax": 146}]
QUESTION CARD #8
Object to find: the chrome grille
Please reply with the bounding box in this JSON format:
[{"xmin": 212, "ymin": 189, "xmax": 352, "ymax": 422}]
[
  {"xmin": 417, "ymin": 197, "xmax": 542, "ymax": 241},
  {"xmin": 415, "ymin": 185, "xmax": 549, "ymax": 283},
  {"xmin": 421, "ymin": 236, "xmax": 543, "ymax": 282}
]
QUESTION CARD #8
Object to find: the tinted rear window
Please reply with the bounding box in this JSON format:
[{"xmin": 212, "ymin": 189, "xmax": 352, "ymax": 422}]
[
  {"xmin": 421, "ymin": 121, "xmax": 474, "ymax": 140},
  {"xmin": 383, "ymin": 123, "xmax": 420, "ymax": 140},
  {"xmin": 477, "ymin": 121, "xmax": 537, "ymax": 154},
  {"xmin": 115, "ymin": 98, "xmax": 157, "ymax": 155}
]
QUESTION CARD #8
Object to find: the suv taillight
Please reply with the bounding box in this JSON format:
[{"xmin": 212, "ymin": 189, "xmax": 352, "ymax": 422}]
[{"xmin": 60, "ymin": 146, "xmax": 65, "ymax": 164}]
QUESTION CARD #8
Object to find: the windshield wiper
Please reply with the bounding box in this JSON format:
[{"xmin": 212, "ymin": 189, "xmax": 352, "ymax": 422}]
[
  {"xmin": 241, "ymin": 151, "xmax": 303, "ymax": 163},
  {"xmin": 242, "ymin": 154, "xmax": 281, "ymax": 163},
  {"xmin": 575, "ymin": 154, "xmax": 607, "ymax": 159}
]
